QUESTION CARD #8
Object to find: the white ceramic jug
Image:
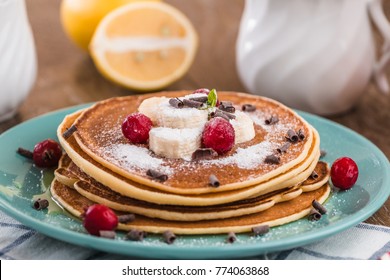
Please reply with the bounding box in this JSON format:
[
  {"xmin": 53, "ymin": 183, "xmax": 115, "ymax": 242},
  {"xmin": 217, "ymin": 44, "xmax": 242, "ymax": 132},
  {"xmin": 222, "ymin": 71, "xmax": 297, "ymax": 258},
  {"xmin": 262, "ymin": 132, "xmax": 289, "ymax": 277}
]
[
  {"xmin": 236, "ymin": 0, "xmax": 390, "ymax": 115},
  {"xmin": 0, "ymin": 0, "xmax": 37, "ymax": 122}
]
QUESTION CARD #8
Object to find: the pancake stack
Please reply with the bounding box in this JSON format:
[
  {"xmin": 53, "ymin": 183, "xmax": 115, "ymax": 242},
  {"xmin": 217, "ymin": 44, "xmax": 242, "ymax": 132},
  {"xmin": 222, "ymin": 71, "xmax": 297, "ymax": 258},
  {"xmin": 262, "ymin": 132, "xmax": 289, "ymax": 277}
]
[{"xmin": 52, "ymin": 91, "xmax": 331, "ymax": 235}]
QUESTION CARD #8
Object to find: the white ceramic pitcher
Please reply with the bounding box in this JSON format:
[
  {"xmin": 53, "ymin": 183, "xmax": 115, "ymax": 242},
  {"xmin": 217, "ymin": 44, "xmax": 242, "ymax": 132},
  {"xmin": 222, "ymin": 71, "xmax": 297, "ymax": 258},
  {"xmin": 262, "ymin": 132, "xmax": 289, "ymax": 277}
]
[
  {"xmin": 236, "ymin": 0, "xmax": 390, "ymax": 115},
  {"xmin": 0, "ymin": 0, "xmax": 37, "ymax": 122}
]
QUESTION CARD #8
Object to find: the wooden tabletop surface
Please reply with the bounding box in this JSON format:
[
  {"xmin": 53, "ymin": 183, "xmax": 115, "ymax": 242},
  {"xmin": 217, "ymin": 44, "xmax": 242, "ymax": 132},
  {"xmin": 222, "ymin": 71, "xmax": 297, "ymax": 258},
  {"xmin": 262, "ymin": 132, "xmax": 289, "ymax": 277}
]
[{"xmin": 1, "ymin": 0, "xmax": 389, "ymax": 226}]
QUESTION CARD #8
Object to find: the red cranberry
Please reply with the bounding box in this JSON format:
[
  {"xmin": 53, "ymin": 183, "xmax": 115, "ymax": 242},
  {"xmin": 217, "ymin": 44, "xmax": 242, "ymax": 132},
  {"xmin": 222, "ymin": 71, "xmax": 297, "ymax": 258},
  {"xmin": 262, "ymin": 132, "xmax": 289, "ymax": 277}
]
[
  {"xmin": 33, "ymin": 139, "xmax": 62, "ymax": 168},
  {"xmin": 122, "ymin": 113, "xmax": 152, "ymax": 144},
  {"xmin": 192, "ymin": 88, "xmax": 210, "ymax": 94},
  {"xmin": 331, "ymin": 157, "xmax": 359, "ymax": 190},
  {"xmin": 202, "ymin": 117, "xmax": 235, "ymax": 154},
  {"xmin": 83, "ymin": 204, "xmax": 118, "ymax": 236}
]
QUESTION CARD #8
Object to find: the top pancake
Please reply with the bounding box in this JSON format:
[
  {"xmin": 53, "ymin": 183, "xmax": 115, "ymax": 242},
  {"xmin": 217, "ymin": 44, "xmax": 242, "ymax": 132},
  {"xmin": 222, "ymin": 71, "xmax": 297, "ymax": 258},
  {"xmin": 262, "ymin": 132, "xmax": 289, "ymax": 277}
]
[{"xmin": 67, "ymin": 91, "xmax": 317, "ymax": 195}]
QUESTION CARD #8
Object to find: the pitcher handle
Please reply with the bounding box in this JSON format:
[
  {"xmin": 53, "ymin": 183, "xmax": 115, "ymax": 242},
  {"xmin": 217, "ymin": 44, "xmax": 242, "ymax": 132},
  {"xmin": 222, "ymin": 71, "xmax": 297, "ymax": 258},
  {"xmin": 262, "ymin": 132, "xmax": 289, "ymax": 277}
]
[{"xmin": 369, "ymin": 0, "xmax": 390, "ymax": 94}]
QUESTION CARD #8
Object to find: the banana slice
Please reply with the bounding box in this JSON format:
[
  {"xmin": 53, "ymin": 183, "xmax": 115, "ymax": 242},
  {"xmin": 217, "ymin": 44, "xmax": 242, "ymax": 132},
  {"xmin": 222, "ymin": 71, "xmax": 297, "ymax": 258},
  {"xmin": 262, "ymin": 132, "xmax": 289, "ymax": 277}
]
[
  {"xmin": 230, "ymin": 111, "xmax": 255, "ymax": 144},
  {"xmin": 138, "ymin": 97, "xmax": 168, "ymax": 125},
  {"xmin": 156, "ymin": 99, "xmax": 208, "ymax": 129},
  {"xmin": 139, "ymin": 96, "xmax": 208, "ymax": 129},
  {"xmin": 149, "ymin": 127, "xmax": 203, "ymax": 160}
]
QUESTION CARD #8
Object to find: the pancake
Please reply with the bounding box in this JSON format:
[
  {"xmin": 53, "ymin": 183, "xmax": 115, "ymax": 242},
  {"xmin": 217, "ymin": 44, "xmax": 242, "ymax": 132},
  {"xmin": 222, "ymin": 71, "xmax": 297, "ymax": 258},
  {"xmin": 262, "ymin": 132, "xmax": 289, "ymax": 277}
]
[
  {"xmin": 67, "ymin": 91, "xmax": 317, "ymax": 194},
  {"xmin": 54, "ymin": 154, "xmax": 330, "ymax": 221},
  {"xmin": 51, "ymin": 179, "xmax": 331, "ymax": 234},
  {"xmin": 301, "ymin": 162, "xmax": 331, "ymax": 192},
  {"xmin": 55, "ymin": 155, "xmax": 78, "ymax": 188},
  {"xmin": 58, "ymin": 111, "xmax": 321, "ymax": 206}
]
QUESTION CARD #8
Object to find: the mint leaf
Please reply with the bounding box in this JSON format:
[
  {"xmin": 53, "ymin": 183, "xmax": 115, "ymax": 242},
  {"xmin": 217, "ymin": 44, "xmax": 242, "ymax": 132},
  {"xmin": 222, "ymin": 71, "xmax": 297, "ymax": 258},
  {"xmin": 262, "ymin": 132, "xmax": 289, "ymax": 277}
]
[{"xmin": 207, "ymin": 89, "xmax": 218, "ymax": 108}]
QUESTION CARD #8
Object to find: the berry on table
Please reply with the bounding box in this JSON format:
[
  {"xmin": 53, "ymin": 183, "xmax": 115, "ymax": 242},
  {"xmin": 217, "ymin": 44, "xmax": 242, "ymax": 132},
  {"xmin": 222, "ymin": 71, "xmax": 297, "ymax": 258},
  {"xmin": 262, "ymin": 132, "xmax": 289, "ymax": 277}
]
[
  {"xmin": 83, "ymin": 204, "xmax": 118, "ymax": 236},
  {"xmin": 202, "ymin": 117, "xmax": 235, "ymax": 154},
  {"xmin": 17, "ymin": 139, "xmax": 62, "ymax": 168},
  {"xmin": 122, "ymin": 113, "xmax": 152, "ymax": 144},
  {"xmin": 330, "ymin": 157, "xmax": 359, "ymax": 190},
  {"xmin": 32, "ymin": 139, "xmax": 62, "ymax": 168}
]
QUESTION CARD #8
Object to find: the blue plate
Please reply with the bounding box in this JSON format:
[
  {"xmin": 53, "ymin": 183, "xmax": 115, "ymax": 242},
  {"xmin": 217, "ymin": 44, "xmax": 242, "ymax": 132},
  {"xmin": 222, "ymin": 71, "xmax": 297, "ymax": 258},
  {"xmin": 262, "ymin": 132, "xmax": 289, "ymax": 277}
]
[{"xmin": 0, "ymin": 105, "xmax": 389, "ymax": 259}]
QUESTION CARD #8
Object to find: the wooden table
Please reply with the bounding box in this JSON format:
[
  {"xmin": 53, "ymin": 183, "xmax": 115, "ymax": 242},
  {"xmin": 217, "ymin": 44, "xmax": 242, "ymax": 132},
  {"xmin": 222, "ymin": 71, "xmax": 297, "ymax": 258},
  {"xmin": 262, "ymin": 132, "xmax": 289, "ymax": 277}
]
[{"xmin": 1, "ymin": 0, "xmax": 389, "ymax": 227}]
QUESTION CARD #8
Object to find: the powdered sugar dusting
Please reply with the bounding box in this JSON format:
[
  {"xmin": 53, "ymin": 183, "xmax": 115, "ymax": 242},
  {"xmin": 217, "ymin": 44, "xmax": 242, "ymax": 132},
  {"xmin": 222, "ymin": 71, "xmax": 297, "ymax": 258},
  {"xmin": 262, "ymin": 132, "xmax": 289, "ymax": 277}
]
[
  {"xmin": 204, "ymin": 141, "xmax": 275, "ymax": 169},
  {"xmin": 102, "ymin": 144, "xmax": 172, "ymax": 175}
]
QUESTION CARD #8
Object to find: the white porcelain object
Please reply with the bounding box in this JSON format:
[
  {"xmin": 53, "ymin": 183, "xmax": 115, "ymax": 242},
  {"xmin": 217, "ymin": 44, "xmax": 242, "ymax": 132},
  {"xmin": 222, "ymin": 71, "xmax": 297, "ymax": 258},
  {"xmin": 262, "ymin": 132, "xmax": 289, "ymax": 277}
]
[
  {"xmin": 0, "ymin": 0, "xmax": 37, "ymax": 122},
  {"xmin": 236, "ymin": 0, "xmax": 390, "ymax": 115}
]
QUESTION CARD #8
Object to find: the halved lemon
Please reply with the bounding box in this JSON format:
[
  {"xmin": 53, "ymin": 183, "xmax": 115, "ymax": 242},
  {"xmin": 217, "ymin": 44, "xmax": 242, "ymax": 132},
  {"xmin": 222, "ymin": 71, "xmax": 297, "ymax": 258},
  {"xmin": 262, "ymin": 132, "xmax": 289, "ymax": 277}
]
[
  {"xmin": 89, "ymin": 2, "xmax": 198, "ymax": 91},
  {"xmin": 60, "ymin": 0, "xmax": 160, "ymax": 51}
]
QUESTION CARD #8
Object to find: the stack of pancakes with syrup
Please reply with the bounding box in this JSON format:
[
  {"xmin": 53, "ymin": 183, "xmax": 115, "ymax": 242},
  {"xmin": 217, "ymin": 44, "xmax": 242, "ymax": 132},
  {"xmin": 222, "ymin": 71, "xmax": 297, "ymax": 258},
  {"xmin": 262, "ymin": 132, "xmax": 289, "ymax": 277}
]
[{"xmin": 52, "ymin": 91, "xmax": 331, "ymax": 235}]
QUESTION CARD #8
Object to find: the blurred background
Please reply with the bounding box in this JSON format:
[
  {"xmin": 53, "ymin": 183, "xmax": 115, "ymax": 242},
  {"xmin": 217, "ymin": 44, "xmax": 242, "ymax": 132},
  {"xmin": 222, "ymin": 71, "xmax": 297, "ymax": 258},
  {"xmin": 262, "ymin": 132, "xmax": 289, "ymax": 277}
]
[{"xmin": 1, "ymin": 0, "xmax": 389, "ymax": 163}]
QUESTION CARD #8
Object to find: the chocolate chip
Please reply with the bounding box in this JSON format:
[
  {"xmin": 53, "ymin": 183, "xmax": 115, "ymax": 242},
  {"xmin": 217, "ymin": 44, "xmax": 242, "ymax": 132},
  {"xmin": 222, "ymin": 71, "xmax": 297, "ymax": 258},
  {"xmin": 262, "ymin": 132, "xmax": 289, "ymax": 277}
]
[
  {"xmin": 209, "ymin": 174, "xmax": 220, "ymax": 187},
  {"xmin": 169, "ymin": 98, "xmax": 184, "ymax": 108},
  {"xmin": 118, "ymin": 214, "xmax": 136, "ymax": 223},
  {"xmin": 33, "ymin": 198, "xmax": 49, "ymax": 210},
  {"xmin": 62, "ymin": 125, "xmax": 77, "ymax": 139},
  {"xmin": 211, "ymin": 109, "xmax": 236, "ymax": 120},
  {"xmin": 219, "ymin": 101, "xmax": 233, "ymax": 107},
  {"xmin": 221, "ymin": 110, "xmax": 236, "ymax": 120},
  {"xmin": 252, "ymin": 225, "xmax": 270, "ymax": 236},
  {"xmin": 99, "ymin": 230, "xmax": 116, "ymax": 239},
  {"xmin": 226, "ymin": 232, "xmax": 237, "ymax": 243},
  {"xmin": 126, "ymin": 229, "xmax": 146, "ymax": 241},
  {"xmin": 310, "ymin": 171, "xmax": 319, "ymax": 180},
  {"xmin": 218, "ymin": 101, "xmax": 235, "ymax": 113},
  {"xmin": 192, "ymin": 148, "xmax": 218, "ymax": 161},
  {"xmin": 241, "ymin": 104, "xmax": 256, "ymax": 112},
  {"xmin": 183, "ymin": 99, "xmax": 203, "ymax": 108},
  {"xmin": 320, "ymin": 150, "xmax": 327, "ymax": 158},
  {"xmin": 297, "ymin": 129, "xmax": 305, "ymax": 140},
  {"xmin": 312, "ymin": 200, "xmax": 327, "ymax": 214},
  {"xmin": 286, "ymin": 129, "xmax": 299, "ymax": 143},
  {"xmin": 210, "ymin": 110, "xmax": 229, "ymax": 121},
  {"xmin": 189, "ymin": 96, "xmax": 208, "ymax": 103},
  {"xmin": 277, "ymin": 142, "xmax": 291, "ymax": 153},
  {"xmin": 265, "ymin": 115, "xmax": 279, "ymax": 125},
  {"xmin": 146, "ymin": 169, "xmax": 168, "ymax": 182},
  {"xmin": 162, "ymin": 230, "xmax": 176, "ymax": 244},
  {"xmin": 17, "ymin": 147, "xmax": 33, "ymax": 159},
  {"xmin": 264, "ymin": 154, "xmax": 280, "ymax": 164},
  {"xmin": 308, "ymin": 208, "xmax": 322, "ymax": 221}
]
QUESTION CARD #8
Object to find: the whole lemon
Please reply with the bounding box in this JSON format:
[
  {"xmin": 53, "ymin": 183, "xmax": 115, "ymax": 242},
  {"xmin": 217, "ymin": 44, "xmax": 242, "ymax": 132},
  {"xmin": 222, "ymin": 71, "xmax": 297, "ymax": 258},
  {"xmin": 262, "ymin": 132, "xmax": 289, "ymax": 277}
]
[{"xmin": 60, "ymin": 0, "xmax": 160, "ymax": 51}]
